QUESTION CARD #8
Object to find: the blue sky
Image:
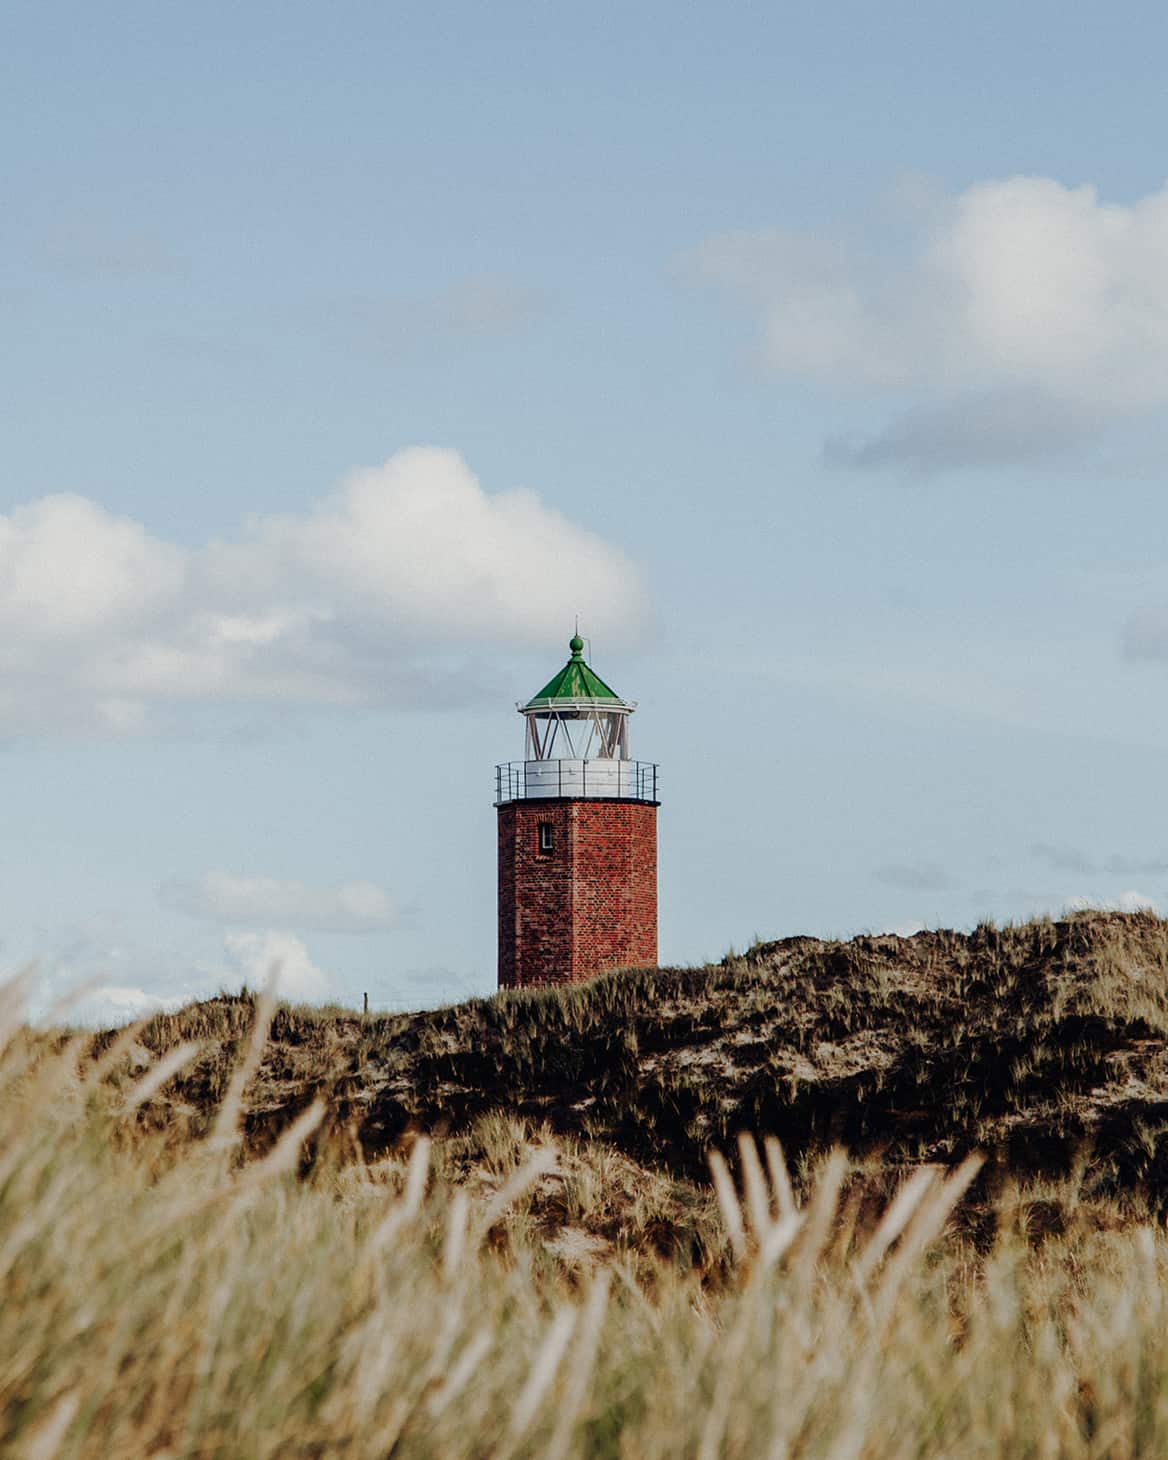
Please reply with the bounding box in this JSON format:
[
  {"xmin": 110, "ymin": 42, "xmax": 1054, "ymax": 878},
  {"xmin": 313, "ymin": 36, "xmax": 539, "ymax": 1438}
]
[{"xmin": 5, "ymin": 1, "xmax": 1168, "ymax": 1021}]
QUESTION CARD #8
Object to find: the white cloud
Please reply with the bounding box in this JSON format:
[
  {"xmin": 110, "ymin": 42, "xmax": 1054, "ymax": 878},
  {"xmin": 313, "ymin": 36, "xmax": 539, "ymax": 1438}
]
[
  {"xmin": 224, "ymin": 930, "xmax": 330, "ymax": 1002},
  {"xmin": 230, "ymin": 447, "xmax": 640, "ymax": 644},
  {"xmin": 1064, "ymin": 891, "xmax": 1159, "ymax": 914},
  {"xmin": 690, "ymin": 176, "xmax": 1168, "ymax": 468},
  {"xmin": 58, "ymin": 984, "xmax": 189, "ymax": 1028},
  {"xmin": 13, "ymin": 913, "xmax": 335, "ymax": 1028},
  {"xmin": 0, "ymin": 494, "xmax": 184, "ymax": 636},
  {"xmin": 0, "ymin": 447, "xmax": 648, "ymax": 735},
  {"xmin": 162, "ymin": 871, "xmax": 398, "ymax": 934},
  {"xmin": 12, "ymin": 913, "xmax": 212, "ymax": 1029}
]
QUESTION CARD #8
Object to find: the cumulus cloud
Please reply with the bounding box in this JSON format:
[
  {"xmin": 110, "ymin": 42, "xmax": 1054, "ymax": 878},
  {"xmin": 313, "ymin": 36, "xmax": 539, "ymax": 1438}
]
[
  {"xmin": 57, "ymin": 984, "xmax": 189, "ymax": 1028},
  {"xmin": 224, "ymin": 930, "xmax": 330, "ymax": 1001},
  {"xmin": 690, "ymin": 175, "xmax": 1168, "ymax": 469},
  {"xmin": 162, "ymin": 871, "xmax": 398, "ymax": 934},
  {"xmin": 8, "ymin": 913, "xmax": 209, "ymax": 1029},
  {"xmin": 0, "ymin": 447, "xmax": 648, "ymax": 735},
  {"xmin": 12, "ymin": 912, "xmax": 336, "ymax": 1027}
]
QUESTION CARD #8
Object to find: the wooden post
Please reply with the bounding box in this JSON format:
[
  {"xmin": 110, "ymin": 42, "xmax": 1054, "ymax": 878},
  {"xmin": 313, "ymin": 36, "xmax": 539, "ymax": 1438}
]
[{"xmin": 363, "ymin": 991, "xmax": 369, "ymax": 1018}]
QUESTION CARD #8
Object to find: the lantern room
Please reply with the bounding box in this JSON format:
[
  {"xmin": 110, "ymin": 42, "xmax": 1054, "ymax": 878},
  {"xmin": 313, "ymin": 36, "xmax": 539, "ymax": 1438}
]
[
  {"xmin": 495, "ymin": 635, "xmax": 658, "ymax": 804},
  {"xmin": 521, "ymin": 633, "xmax": 633, "ymax": 760}
]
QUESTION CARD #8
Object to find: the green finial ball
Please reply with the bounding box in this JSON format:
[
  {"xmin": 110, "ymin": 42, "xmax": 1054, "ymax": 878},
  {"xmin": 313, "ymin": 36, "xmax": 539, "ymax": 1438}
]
[{"xmin": 569, "ymin": 633, "xmax": 584, "ymax": 655}]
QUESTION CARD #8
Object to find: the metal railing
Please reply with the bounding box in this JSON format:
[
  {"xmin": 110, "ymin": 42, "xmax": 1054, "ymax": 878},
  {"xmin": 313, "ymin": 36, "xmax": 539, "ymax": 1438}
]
[{"xmin": 495, "ymin": 759, "xmax": 659, "ymax": 805}]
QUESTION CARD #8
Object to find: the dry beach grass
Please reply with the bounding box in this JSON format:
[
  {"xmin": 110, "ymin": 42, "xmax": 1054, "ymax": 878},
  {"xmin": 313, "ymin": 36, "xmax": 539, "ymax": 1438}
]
[{"xmin": 9, "ymin": 913, "xmax": 1168, "ymax": 1455}]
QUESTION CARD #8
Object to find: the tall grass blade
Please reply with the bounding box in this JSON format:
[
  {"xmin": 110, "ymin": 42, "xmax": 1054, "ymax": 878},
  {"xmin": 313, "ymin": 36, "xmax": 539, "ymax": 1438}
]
[{"xmin": 120, "ymin": 1040, "xmax": 201, "ymax": 1113}]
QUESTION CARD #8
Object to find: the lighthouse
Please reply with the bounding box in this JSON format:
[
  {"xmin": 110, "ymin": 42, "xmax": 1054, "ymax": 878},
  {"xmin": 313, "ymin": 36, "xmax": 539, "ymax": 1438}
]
[{"xmin": 496, "ymin": 635, "xmax": 659, "ymax": 989}]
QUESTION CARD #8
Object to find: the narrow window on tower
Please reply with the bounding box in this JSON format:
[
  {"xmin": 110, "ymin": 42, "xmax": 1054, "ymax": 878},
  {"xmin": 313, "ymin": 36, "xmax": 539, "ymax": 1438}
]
[{"xmin": 538, "ymin": 821, "xmax": 554, "ymax": 855}]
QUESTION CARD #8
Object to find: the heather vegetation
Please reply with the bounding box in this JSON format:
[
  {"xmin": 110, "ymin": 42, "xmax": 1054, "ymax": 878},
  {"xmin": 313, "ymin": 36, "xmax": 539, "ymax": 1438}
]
[{"xmin": 8, "ymin": 911, "xmax": 1168, "ymax": 1455}]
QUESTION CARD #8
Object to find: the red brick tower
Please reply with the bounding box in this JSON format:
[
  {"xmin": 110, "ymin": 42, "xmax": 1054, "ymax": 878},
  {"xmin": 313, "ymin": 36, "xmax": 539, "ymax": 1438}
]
[{"xmin": 496, "ymin": 635, "xmax": 659, "ymax": 989}]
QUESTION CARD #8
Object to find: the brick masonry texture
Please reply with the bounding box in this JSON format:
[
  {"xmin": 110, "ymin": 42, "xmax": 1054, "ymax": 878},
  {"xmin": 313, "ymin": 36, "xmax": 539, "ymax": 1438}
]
[{"xmin": 497, "ymin": 799, "xmax": 658, "ymax": 989}]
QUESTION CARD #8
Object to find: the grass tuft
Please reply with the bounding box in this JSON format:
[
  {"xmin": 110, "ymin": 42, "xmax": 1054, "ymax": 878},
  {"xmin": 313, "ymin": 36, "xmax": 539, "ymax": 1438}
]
[{"xmin": 8, "ymin": 911, "xmax": 1168, "ymax": 1452}]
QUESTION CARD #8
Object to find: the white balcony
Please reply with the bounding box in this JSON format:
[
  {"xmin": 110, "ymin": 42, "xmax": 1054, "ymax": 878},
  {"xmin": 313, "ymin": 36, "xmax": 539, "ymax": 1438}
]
[{"xmin": 495, "ymin": 758, "xmax": 659, "ymax": 805}]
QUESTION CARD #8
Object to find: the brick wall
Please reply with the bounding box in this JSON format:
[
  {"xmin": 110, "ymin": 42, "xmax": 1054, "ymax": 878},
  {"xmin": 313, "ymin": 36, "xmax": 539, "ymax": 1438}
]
[{"xmin": 497, "ymin": 799, "xmax": 657, "ymax": 989}]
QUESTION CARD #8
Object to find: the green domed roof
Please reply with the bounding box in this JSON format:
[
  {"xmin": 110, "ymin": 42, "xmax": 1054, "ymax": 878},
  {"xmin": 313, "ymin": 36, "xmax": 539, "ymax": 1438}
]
[{"xmin": 525, "ymin": 635, "xmax": 622, "ymax": 707}]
